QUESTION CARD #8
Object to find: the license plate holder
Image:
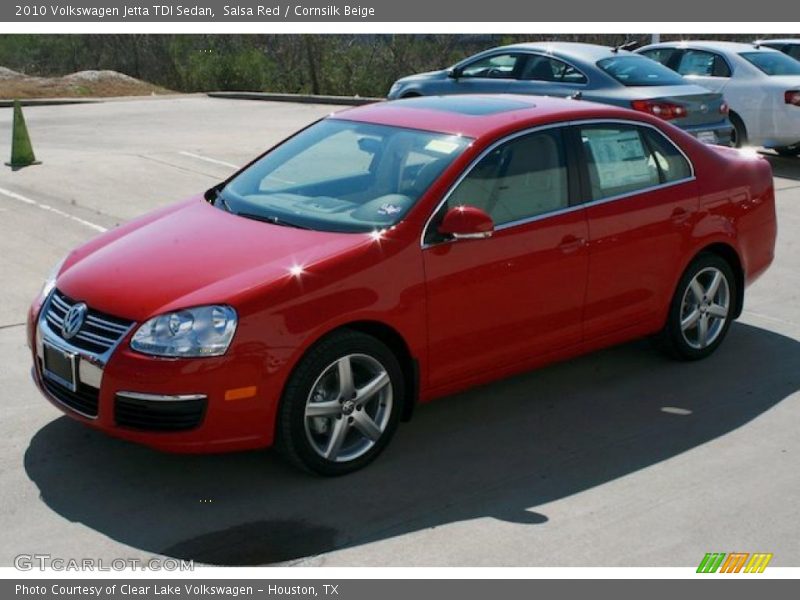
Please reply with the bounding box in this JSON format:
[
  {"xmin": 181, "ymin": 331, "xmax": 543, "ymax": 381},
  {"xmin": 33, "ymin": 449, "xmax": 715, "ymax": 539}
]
[
  {"xmin": 43, "ymin": 342, "xmax": 78, "ymax": 392},
  {"xmin": 696, "ymin": 130, "xmax": 717, "ymax": 145}
]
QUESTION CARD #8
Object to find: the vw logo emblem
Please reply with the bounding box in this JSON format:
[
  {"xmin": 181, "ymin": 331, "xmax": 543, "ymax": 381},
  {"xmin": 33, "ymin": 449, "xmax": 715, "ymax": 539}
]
[
  {"xmin": 700, "ymin": 104, "xmax": 709, "ymax": 113},
  {"xmin": 62, "ymin": 303, "xmax": 87, "ymax": 340}
]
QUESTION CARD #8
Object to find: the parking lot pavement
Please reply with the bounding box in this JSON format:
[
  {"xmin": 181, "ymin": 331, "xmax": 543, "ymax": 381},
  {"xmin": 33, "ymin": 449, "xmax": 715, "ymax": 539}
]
[{"xmin": 1, "ymin": 96, "xmax": 799, "ymax": 567}]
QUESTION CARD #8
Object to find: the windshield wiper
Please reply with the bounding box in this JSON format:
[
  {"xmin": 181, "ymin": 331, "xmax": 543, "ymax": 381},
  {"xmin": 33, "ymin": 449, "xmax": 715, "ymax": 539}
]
[{"xmin": 237, "ymin": 212, "xmax": 310, "ymax": 230}]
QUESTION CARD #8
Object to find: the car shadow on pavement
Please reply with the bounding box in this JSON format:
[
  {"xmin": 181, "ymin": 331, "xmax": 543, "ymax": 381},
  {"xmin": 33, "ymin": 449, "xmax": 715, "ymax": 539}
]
[
  {"xmin": 24, "ymin": 322, "xmax": 800, "ymax": 566},
  {"xmin": 763, "ymin": 152, "xmax": 800, "ymax": 181}
]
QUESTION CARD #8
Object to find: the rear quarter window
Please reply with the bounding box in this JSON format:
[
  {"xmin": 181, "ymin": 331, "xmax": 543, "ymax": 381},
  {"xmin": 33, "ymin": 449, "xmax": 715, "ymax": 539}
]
[
  {"xmin": 642, "ymin": 129, "xmax": 692, "ymax": 183},
  {"xmin": 740, "ymin": 51, "xmax": 800, "ymax": 76}
]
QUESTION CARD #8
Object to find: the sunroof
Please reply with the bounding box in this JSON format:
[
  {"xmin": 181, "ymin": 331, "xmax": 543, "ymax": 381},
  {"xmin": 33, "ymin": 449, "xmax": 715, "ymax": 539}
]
[{"xmin": 396, "ymin": 95, "xmax": 535, "ymax": 116}]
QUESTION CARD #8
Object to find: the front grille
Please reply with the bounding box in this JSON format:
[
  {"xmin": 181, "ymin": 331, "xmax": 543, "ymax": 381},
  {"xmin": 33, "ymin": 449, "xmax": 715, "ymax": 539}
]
[
  {"xmin": 41, "ymin": 371, "xmax": 100, "ymax": 417},
  {"xmin": 114, "ymin": 395, "xmax": 207, "ymax": 432},
  {"xmin": 45, "ymin": 290, "xmax": 133, "ymax": 354}
]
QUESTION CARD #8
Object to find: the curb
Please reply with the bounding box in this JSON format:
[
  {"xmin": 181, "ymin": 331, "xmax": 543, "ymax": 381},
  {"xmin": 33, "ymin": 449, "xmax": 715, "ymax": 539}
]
[
  {"xmin": 0, "ymin": 98, "xmax": 102, "ymax": 108},
  {"xmin": 207, "ymin": 91, "xmax": 383, "ymax": 106}
]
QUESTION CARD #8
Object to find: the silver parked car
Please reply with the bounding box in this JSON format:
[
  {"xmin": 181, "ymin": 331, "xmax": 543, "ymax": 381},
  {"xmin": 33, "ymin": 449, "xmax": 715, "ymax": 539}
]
[{"xmin": 387, "ymin": 42, "xmax": 733, "ymax": 145}]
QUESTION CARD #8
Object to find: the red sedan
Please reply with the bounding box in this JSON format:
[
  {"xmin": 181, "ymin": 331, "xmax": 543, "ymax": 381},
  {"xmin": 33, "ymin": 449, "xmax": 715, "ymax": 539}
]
[{"xmin": 28, "ymin": 95, "xmax": 776, "ymax": 475}]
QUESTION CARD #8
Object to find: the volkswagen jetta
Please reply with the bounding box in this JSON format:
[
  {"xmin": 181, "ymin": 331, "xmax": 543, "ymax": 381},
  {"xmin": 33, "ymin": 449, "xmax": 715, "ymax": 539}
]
[{"xmin": 29, "ymin": 95, "xmax": 776, "ymax": 475}]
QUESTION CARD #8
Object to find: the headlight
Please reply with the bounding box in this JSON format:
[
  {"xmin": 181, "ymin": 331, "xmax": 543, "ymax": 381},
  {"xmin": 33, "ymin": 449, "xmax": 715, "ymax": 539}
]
[
  {"xmin": 388, "ymin": 82, "xmax": 402, "ymax": 97},
  {"xmin": 130, "ymin": 305, "xmax": 238, "ymax": 358},
  {"xmin": 40, "ymin": 255, "xmax": 67, "ymax": 299}
]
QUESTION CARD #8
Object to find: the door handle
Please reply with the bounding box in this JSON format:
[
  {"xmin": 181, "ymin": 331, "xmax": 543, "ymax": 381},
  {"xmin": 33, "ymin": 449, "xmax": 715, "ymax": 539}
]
[
  {"xmin": 558, "ymin": 235, "xmax": 586, "ymax": 254},
  {"xmin": 671, "ymin": 207, "xmax": 691, "ymax": 224}
]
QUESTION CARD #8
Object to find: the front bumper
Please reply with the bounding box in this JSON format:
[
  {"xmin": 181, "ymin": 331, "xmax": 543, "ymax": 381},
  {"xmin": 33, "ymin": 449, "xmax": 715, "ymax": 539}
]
[{"xmin": 30, "ymin": 293, "xmax": 274, "ymax": 453}]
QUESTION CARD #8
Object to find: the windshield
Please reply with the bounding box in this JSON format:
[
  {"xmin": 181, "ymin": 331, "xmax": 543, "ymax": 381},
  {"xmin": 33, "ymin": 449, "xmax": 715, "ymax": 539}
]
[
  {"xmin": 740, "ymin": 51, "xmax": 800, "ymax": 76},
  {"xmin": 598, "ymin": 55, "xmax": 686, "ymax": 87},
  {"xmin": 219, "ymin": 119, "xmax": 472, "ymax": 233}
]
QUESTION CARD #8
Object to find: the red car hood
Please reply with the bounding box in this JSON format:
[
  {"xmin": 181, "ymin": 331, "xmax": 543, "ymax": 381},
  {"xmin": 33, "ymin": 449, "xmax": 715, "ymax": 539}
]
[{"xmin": 57, "ymin": 197, "xmax": 371, "ymax": 322}]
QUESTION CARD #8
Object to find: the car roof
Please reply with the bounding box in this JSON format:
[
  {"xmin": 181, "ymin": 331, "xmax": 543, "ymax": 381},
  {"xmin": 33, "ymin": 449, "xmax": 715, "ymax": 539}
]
[
  {"xmin": 331, "ymin": 94, "xmax": 646, "ymax": 139},
  {"xmin": 500, "ymin": 41, "xmax": 627, "ymax": 61},
  {"xmin": 756, "ymin": 38, "xmax": 800, "ymax": 45},
  {"xmin": 642, "ymin": 40, "xmax": 783, "ymax": 55}
]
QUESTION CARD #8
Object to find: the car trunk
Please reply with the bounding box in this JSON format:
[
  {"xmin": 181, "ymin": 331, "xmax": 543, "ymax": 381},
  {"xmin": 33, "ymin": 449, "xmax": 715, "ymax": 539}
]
[
  {"xmin": 664, "ymin": 92, "xmax": 727, "ymax": 128},
  {"xmin": 617, "ymin": 84, "xmax": 727, "ymax": 128}
]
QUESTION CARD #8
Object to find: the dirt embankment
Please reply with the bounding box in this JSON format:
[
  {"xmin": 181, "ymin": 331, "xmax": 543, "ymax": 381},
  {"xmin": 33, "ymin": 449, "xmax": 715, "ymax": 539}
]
[{"xmin": 0, "ymin": 67, "xmax": 172, "ymax": 99}]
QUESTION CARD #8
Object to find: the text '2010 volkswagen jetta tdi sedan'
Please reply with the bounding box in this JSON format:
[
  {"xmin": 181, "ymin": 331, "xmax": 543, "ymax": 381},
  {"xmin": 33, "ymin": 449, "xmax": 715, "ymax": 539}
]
[{"xmin": 29, "ymin": 95, "xmax": 777, "ymax": 475}]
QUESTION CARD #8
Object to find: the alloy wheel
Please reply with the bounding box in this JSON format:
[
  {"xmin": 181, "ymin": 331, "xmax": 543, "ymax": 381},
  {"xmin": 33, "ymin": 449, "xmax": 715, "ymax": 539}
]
[
  {"xmin": 303, "ymin": 353, "xmax": 393, "ymax": 463},
  {"xmin": 679, "ymin": 266, "xmax": 731, "ymax": 350}
]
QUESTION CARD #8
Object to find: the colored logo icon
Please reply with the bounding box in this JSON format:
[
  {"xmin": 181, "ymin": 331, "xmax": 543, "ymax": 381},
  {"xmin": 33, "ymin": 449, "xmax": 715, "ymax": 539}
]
[{"xmin": 697, "ymin": 552, "xmax": 773, "ymax": 573}]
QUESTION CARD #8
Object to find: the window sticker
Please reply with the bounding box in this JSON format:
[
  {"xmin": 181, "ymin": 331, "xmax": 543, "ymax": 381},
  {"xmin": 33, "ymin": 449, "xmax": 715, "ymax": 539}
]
[
  {"xmin": 425, "ymin": 139, "xmax": 461, "ymax": 155},
  {"xmin": 584, "ymin": 129, "xmax": 655, "ymax": 190}
]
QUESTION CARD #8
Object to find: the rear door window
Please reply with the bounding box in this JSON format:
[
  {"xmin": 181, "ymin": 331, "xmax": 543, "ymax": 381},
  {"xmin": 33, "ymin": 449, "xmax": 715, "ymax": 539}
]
[
  {"xmin": 580, "ymin": 125, "xmax": 661, "ymax": 199},
  {"xmin": 676, "ymin": 50, "xmax": 731, "ymax": 77},
  {"xmin": 520, "ymin": 55, "xmax": 587, "ymax": 83}
]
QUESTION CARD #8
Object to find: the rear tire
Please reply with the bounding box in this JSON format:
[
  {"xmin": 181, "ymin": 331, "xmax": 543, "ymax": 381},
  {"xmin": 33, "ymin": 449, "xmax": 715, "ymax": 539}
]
[
  {"xmin": 730, "ymin": 112, "xmax": 748, "ymax": 148},
  {"xmin": 658, "ymin": 253, "xmax": 737, "ymax": 361},
  {"xmin": 275, "ymin": 329, "xmax": 404, "ymax": 476}
]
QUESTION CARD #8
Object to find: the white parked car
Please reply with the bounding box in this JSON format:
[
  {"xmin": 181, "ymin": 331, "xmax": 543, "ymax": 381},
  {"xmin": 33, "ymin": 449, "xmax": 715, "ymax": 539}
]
[
  {"xmin": 757, "ymin": 39, "xmax": 800, "ymax": 62},
  {"xmin": 637, "ymin": 41, "xmax": 800, "ymax": 156}
]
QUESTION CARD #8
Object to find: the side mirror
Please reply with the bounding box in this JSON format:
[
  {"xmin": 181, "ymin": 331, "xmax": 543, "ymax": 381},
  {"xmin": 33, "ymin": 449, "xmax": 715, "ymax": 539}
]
[
  {"xmin": 438, "ymin": 206, "xmax": 494, "ymax": 240},
  {"xmin": 448, "ymin": 67, "xmax": 462, "ymax": 79}
]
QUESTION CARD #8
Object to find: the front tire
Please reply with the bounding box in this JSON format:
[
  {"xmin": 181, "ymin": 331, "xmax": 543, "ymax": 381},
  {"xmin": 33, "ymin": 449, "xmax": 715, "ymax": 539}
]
[
  {"xmin": 275, "ymin": 329, "xmax": 404, "ymax": 476},
  {"xmin": 659, "ymin": 253, "xmax": 737, "ymax": 361}
]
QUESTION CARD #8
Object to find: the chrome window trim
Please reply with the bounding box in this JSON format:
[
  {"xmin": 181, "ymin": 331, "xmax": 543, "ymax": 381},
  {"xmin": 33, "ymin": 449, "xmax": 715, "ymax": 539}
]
[
  {"xmin": 420, "ymin": 117, "xmax": 696, "ymax": 249},
  {"xmin": 493, "ymin": 177, "xmax": 694, "ymax": 232},
  {"xmin": 116, "ymin": 391, "xmax": 207, "ymax": 402}
]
